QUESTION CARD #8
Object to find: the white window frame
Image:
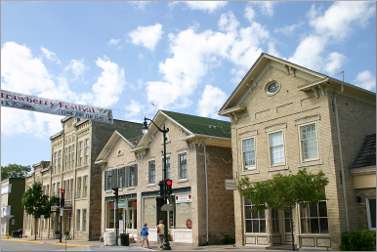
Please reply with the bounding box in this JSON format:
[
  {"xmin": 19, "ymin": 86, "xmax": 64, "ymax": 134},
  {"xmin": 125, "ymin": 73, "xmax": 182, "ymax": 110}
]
[
  {"xmin": 298, "ymin": 122, "xmax": 320, "ymax": 162},
  {"xmin": 147, "ymin": 159, "xmax": 156, "ymax": 185},
  {"xmin": 241, "ymin": 137, "xmax": 256, "ymax": 170},
  {"xmin": 178, "ymin": 151, "xmax": 188, "ymax": 179},
  {"xmin": 267, "ymin": 130, "xmax": 286, "ymax": 166},
  {"xmin": 366, "ymin": 198, "xmax": 376, "ymax": 230}
]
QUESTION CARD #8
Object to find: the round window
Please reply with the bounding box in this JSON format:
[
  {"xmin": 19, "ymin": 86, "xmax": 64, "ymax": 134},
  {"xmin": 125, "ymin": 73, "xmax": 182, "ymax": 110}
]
[{"xmin": 265, "ymin": 81, "xmax": 280, "ymax": 95}]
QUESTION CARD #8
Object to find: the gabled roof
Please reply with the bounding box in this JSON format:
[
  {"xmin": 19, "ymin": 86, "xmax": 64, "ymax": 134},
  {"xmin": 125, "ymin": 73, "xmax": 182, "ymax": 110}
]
[
  {"xmin": 161, "ymin": 110, "xmax": 230, "ymax": 138},
  {"xmin": 219, "ymin": 53, "xmax": 376, "ymax": 115},
  {"xmin": 352, "ymin": 134, "xmax": 376, "ymax": 169}
]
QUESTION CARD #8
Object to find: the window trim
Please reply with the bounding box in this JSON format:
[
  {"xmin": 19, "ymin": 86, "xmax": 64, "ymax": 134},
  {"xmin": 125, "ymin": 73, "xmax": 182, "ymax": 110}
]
[
  {"xmin": 178, "ymin": 151, "xmax": 188, "ymax": 180},
  {"xmin": 366, "ymin": 198, "xmax": 376, "ymax": 230},
  {"xmin": 241, "ymin": 137, "xmax": 257, "ymax": 171},
  {"xmin": 267, "ymin": 130, "xmax": 286, "ymax": 167},
  {"xmin": 298, "ymin": 121, "xmax": 320, "ymax": 163},
  {"xmin": 147, "ymin": 159, "xmax": 156, "ymax": 185}
]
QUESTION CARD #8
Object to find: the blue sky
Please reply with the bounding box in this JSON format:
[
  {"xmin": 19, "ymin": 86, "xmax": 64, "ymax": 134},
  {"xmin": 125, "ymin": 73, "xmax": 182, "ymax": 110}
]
[{"xmin": 1, "ymin": 1, "xmax": 376, "ymax": 166}]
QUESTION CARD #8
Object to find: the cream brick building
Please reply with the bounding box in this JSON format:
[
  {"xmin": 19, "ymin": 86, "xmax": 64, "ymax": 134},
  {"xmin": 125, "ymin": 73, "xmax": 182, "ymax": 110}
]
[
  {"xmin": 23, "ymin": 117, "xmax": 143, "ymax": 241},
  {"xmin": 218, "ymin": 53, "xmax": 376, "ymax": 249},
  {"xmin": 96, "ymin": 110, "xmax": 234, "ymax": 245}
]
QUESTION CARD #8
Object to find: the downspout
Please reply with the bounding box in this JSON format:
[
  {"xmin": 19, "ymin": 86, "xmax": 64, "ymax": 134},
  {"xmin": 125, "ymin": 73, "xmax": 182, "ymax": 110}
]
[
  {"xmin": 203, "ymin": 144, "xmax": 209, "ymax": 245},
  {"xmin": 332, "ymin": 93, "xmax": 350, "ymax": 231}
]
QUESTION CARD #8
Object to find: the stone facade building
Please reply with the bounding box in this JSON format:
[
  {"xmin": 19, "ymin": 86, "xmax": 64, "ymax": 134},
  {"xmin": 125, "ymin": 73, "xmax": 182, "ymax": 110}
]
[
  {"xmin": 0, "ymin": 177, "xmax": 25, "ymax": 237},
  {"xmin": 23, "ymin": 117, "xmax": 143, "ymax": 241},
  {"xmin": 218, "ymin": 53, "xmax": 376, "ymax": 249},
  {"xmin": 96, "ymin": 110, "xmax": 234, "ymax": 245}
]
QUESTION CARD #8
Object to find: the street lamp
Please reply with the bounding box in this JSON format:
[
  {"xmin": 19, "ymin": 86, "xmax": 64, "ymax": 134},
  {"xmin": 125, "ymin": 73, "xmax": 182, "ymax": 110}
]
[{"xmin": 143, "ymin": 117, "xmax": 171, "ymax": 250}]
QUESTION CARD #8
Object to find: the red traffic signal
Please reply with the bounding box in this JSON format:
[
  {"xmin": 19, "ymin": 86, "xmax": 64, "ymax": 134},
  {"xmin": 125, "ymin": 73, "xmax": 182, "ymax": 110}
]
[{"xmin": 165, "ymin": 179, "xmax": 173, "ymax": 187}]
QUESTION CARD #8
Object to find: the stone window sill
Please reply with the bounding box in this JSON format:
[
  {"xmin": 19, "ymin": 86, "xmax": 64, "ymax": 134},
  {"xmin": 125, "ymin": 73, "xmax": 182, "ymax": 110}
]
[
  {"xmin": 298, "ymin": 160, "xmax": 323, "ymax": 168},
  {"xmin": 268, "ymin": 165, "xmax": 289, "ymax": 172},
  {"xmin": 177, "ymin": 178, "xmax": 189, "ymax": 183}
]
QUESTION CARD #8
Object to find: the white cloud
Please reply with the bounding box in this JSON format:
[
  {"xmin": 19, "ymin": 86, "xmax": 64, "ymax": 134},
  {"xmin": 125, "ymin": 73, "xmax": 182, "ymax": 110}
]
[
  {"xmin": 108, "ymin": 38, "xmax": 122, "ymax": 49},
  {"xmin": 40, "ymin": 47, "xmax": 61, "ymax": 64},
  {"xmin": 128, "ymin": 1, "xmax": 150, "ymax": 9},
  {"xmin": 146, "ymin": 11, "xmax": 274, "ymax": 109},
  {"xmin": 251, "ymin": 1, "xmax": 275, "ymax": 16},
  {"xmin": 64, "ymin": 59, "xmax": 86, "ymax": 79},
  {"xmin": 290, "ymin": 1, "xmax": 375, "ymax": 73},
  {"xmin": 325, "ymin": 52, "xmax": 346, "ymax": 75},
  {"xmin": 309, "ymin": 1, "xmax": 375, "ymax": 40},
  {"xmin": 218, "ymin": 11, "xmax": 239, "ymax": 32},
  {"xmin": 1, "ymin": 42, "xmax": 126, "ymax": 137},
  {"xmin": 125, "ymin": 99, "xmax": 143, "ymax": 120},
  {"xmin": 88, "ymin": 57, "xmax": 125, "ymax": 108},
  {"xmin": 244, "ymin": 6, "xmax": 255, "ymax": 22},
  {"xmin": 198, "ymin": 85, "xmax": 227, "ymax": 117},
  {"xmin": 182, "ymin": 1, "xmax": 227, "ymax": 13},
  {"xmin": 274, "ymin": 23, "xmax": 303, "ymax": 36},
  {"xmin": 129, "ymin": 23, "xmax": 163, "ymax": 50},
  {"xmin": 355, "ymin": 70, "xmax": 375, "ymax": 91}
]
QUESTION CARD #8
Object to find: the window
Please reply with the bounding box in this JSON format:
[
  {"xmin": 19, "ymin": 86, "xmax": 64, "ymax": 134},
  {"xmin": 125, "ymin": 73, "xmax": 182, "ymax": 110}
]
[
  {"xmin": 367, "ymin": 198, "xmax": 376, "ymax": 230},
  {"xmin": 53, "ymin": 152, "xmax": 57, "ymax": 173},
  {"xmin": 300, "ymin": 123, "xmax": 319, "ymax": 161},
  {"xmin": 284, "ymin": 208, "xmax": 292, "ymax": 232},
  {"xmin": 242, "ymin": 138, "xmax": 256, "ymax": 169},
  {"xmin": 244, "ymin": 200, "xmax": 266, "ymax": 233},
  {"xmin": 82, "ymin": 176, "xmax": 88, "ymax": 197},
  {"xmin": 84, "ymin": 139, "xmax": 89, "ymax": 165},
  {"xmin": 269, "ymin": 131, "xmax": 285, "ymax": 165},
  {"xmin": 178, "ymin": 153, "xmax": 188, "ymax": 179},
  {"xmin": 82, "ymin": 209, "xmax": 87, "ymax": 232},
  {"xmin": 118, "ymin": 168, "xmax": 125, "ymax": 188},
  {"xmin": 64, "ymin": 147, "xmax": 68, "ymax": 171},
  {"xmin": 70, "ymin": 145, "xmax": 75, "ymax": 168},
  {"xmin": 76, "ymin": 177, "xmax": 82, "ymax": 198},
  {"xmin": 148, "ymin": 160, "xmax": 156, "ymax": 184},
  {"xmin": 271, "ymin": 208, "xmax": 279, "ymax": 233},
  {"xmin": 162, "ymin": 157, "xmax": 171, "ymax": 179},
  {"xmin": 104, "ymin": 170, "xmax": 113, "ymax": 191},
  {"xmin": 127, "ymin": 165, "xmax": 138, "ymax": 187},
  {"xmin": 300, "ymin": 201, "xmax": 328, "ymax": 233},
  {"xmin": 76, "ymin": 209, "xmax": 81, "ymax": 231},
  {"xmin": 57, "ymin": 150, "xmax": 62, "ymax": 172},
  {"xmin": 77, "ymin": 141, "xmax": 83, "ymax": 166},
  {"xmin": 106, "ymin": 201, "xmax": 114, "ymax": 228}
]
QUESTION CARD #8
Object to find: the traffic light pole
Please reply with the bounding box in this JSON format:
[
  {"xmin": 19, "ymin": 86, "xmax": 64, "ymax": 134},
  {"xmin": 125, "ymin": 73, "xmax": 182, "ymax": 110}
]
[
  {"xmin": 59, "ymin": 189, "xmax": 65, "ymax": 243},
  {"xmin": 162, "ymin": 125, "xmax": 171, "ymax": 250},
  {"xmin": 112, "ymin": 187, "xmax": 119, "ymax": 246}
]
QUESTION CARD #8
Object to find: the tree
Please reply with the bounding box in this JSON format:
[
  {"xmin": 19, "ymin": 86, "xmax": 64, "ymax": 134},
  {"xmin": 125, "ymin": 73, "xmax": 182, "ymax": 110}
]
[
  {"xmin": 22, "ymin": 182, "xmax": 53, "ymax": 240},
  {"xmin": 238, "ymin": 169, "xmax": 329, "ymax": 250},
  {"xmin": 1, "ymin": 163, "xmax": 31, "ymax": 179}
]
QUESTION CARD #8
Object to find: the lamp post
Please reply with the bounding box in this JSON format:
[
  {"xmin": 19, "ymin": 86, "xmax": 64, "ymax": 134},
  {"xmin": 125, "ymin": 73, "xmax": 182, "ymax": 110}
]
[{"xmin": 143, "ymin": 117, "xmax": 171, "ymax": 250}]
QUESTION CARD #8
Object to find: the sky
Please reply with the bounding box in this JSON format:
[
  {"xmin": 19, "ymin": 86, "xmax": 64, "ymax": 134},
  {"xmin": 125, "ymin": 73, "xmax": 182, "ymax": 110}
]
[{"xmin": 1, "ymin": 1, "xmax": 376, "ymax": 166}]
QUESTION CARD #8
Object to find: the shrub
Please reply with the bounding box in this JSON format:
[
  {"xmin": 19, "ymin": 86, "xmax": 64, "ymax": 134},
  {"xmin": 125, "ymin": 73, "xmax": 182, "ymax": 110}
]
[{"xmin": 340, "ymin": 230, "xmax": 376, "ymax": 251}]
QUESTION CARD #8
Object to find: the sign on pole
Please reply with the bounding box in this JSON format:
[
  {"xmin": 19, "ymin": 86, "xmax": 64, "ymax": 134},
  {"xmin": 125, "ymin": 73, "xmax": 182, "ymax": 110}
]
[
  {"xmin": 0, "ymin": 89, "xmax": 113, "ymax": 124},
  {"xmin": 225, "ymin": 179, "xmax": 237, "ymax": 190}
]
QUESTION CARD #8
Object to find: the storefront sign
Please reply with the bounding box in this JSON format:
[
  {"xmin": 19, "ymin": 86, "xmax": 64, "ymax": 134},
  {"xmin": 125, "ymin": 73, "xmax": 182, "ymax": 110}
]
[
  {"xmin": 0, "ymin": 89, "xmax": 113, "ymax": 124},
  {"xmin": 118, "ymin": 199, "xmax": 127, "ymax": 208},
  {"xmin": 175, "ymin": 194, "xmax": 192, "ymax": 203},
  {"xmin": 225, "ymin": 179, "xmax": 237, "ymax": 190}
]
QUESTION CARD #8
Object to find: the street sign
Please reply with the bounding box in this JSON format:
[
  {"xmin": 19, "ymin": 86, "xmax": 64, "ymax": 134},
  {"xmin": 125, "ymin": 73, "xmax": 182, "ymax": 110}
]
[
  {"xmin": 0, "ymin": 89, "xmax": 113, "ymax": 124},
  {"xmin": 59, "ymin": 208, "xmax": 64, "ymax": 217},
  {"xmin": 161, "ymin": 204, "xmax": 174, "ymax": 212},
  {"xmin": 118, "ymin": 199, "xmax": 127, "ymax": 208},
  {"xmin": 225, "ymin": 179, "xmax": 237, "ymax": 190}
]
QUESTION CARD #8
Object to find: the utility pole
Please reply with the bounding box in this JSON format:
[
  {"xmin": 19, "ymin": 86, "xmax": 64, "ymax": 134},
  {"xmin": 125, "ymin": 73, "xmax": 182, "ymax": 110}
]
[
  {"xmin": 112, "ymin": 187, "xmax": 119, "ymax": 246},
  {"xmin": 59, "ymin": 188, "xmax": 65, "ymax": 243}
]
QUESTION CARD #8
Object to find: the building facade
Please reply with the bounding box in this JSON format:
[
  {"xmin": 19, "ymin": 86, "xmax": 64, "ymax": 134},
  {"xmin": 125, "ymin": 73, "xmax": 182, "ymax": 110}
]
[
  {"xmin": 23, "ymin": 161, "xmax": 51, "ymax": 239},
  {"xmin": 96, "ymin": 110, "xmax": 235, "ymax": 246},
  {"xmin": 23, "ymin": 117, "xmax": 143, "ymax": 241},
  {"xmin": 219, "ymin": 53, "xmax": 376, "ymax": 249},
  {"xmin": 0, "ymin": 177, "xmax": 25, "ymax": 237}
]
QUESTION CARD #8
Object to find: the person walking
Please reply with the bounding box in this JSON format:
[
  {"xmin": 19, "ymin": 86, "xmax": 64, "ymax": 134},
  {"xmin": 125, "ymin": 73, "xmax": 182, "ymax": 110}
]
[
  {"xmin": 140, "ymin": 223, "xmax": 150, "ymax": 249},
  {"xmin": 157, "ymin": 220, "xmax": 165, "ymax": 248}
]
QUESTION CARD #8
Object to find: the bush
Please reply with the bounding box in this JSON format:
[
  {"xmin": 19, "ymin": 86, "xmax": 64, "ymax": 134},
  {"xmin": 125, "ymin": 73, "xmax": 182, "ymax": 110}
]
[{"xmin": 340, "ymin": 230, "xmax": 376, "ymax": 251}]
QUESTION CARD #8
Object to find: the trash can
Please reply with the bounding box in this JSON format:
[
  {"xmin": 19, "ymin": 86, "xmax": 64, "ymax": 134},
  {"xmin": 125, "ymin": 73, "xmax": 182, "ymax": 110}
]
[
  {"xmin": 120, "ymin": 233, "xmax": 129, "ymax": 246},
  {"xmin": 103, "ymin": 231, "xmax": 116, "ymax": 246}
]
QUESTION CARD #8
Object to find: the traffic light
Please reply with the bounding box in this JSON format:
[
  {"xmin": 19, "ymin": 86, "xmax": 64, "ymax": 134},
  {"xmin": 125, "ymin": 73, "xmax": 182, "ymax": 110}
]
[
  {"xmin": 159, "ymin": 180, "xmax": 164, "ymax": 197},
  {"xmin": 60, "ymin": 188, "xmax": 65, "ymax": 208},
  {"xmin": 112, "ymin": 187, "xmax": 119, "ymax": 198},
  {"xmin": 165, "ymin": 179, "xmax": 173, "ymax": 196}
]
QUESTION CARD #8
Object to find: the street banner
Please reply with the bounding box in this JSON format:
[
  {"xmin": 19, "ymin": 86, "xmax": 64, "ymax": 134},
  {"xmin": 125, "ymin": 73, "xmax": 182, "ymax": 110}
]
[{"xmin": 0, "ymin": 89, "xmax": 113, "ymax": 124}]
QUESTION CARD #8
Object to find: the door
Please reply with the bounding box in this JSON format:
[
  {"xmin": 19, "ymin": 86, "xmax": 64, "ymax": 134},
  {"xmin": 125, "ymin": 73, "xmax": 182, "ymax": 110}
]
[{"xmin": 282, "ymin": 208, "xmax": 293, "ymax": 244}]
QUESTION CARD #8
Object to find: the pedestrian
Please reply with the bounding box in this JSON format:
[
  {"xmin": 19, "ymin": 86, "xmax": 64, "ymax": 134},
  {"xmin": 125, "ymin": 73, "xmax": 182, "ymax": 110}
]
[
  {"xmin": 157, "ymin": 219, "xmax": 165, "ymax": 248},
  {"xmin": 140, "ymin": 223, "xmax": 150, "ymax": 249}
]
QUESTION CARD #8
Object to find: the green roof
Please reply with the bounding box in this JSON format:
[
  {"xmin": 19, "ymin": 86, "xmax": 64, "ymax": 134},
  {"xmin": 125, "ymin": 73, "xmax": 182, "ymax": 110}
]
[
  {"xmin": 114, "ymin": 121, "xmax": 144, "ymax": 145},
  {"xmin": 161, "ymin": 110, "xmax": 231, "ymax": 138}
]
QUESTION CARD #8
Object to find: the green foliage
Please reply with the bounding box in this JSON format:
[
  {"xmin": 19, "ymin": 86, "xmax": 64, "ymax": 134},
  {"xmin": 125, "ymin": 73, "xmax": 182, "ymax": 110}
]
[
  {"xmin": 1, "ymin": 163, "xmax": 31, "ymax": 179},
  {"xmin": 238, "ymin": 169, "xmax": 329, "ymax": 209},
  {"xmin": 22, "ymin": 182, "xmax": 52, "ymax": 219},
  {"xmin": 340, "ymin": 230, "xmax": 376, "ymax": 251}
]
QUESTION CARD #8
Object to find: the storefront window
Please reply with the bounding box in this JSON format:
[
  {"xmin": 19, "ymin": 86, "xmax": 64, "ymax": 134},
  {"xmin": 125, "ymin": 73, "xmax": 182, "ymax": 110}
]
[
  {"xmin": 244, "ymin": 200, "xmax": 266, "ymax": 233},
  {"xmin": 143, "ymin": 198, "xmax": 156, "ymax": 227},
  {"xmin": 271, "ymin": 208, "xmax": 279, "ymax": 233},
  {"xmin": 367, "ymin": 198, "xmax": 376, "ymax": 229},
  {"xmin": 284, "ymin": 208, "xmax": 292, "ymax": 232},
  {"xmin": 300, "ymin": 201, "xmax": 328, "ymax": 233},
  {"xmin": 106, "ymin": 201, "xmax": 114, "ymax": 228}
]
